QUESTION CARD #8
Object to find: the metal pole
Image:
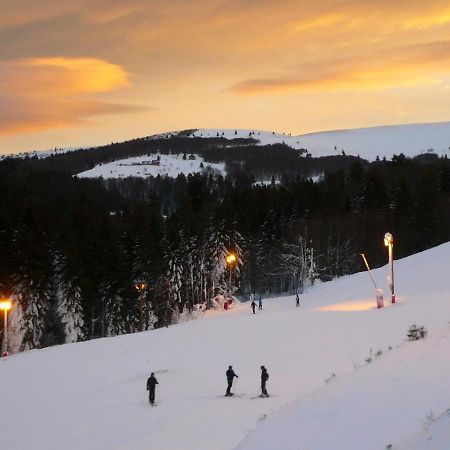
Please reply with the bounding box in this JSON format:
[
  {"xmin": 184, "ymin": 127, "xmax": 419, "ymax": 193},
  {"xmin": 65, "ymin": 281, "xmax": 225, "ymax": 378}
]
[
  {"xmin": 139, "ymin": 292, "xmax": 144, "ymax": 332},
  {"xmin": 229, "ymin": 266, "xmax": 232, "ymax": 294},
  {"xmin": 389, "ymin": 244, "xmax": 395, "ymax": 303},
  {"xmin": 360, "ymin": 253, "xmax": 378, "ymax": 289},
  {"xmin": 2, "ymin": 309, "xmax": 7, "ymax": 356}
]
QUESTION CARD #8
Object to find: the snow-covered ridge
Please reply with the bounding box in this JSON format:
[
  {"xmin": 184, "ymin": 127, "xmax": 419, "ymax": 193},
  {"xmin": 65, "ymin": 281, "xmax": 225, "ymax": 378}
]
[
  {"xmin": 299, "ymin": 121, "xmax": 450, "ymax": 161},
  {"xmin": 78, "ymin": 122, "xmax": 450, "ymax": 179},
  {"xmin": 2, "ymin": 242, "xmax": 450, "ymax": 450},
  {"xmin": 3, "ymin": 121, "xmax": 450, "ymax": 163},
  {"xmin": 185, "ymin": 122, "xmax": 450, "ymax": 161},
  {"xmin": 0, "ymin": 146, "xmax": 83, "ymax": 161}
]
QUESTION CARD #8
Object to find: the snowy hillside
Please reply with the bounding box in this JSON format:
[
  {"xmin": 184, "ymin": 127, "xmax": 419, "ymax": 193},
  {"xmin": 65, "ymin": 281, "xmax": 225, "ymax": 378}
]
[
  {"xmin": 2, "ymin": 243, "xmax": 450, "ymax": 450},
  {"xmin": 299, "ymin": 121, "xmax": 450, "ymax": 161},
  {"xmin": 190, "ymin": 122, "xmax": 450, "ymax": 161},
  {"xmin": 0, "ymin": 146, "xmax": 82, "ymax": 161},
  {"xmin": 77, "ymin": 153, "xmax": 226, "ymax": 179}
]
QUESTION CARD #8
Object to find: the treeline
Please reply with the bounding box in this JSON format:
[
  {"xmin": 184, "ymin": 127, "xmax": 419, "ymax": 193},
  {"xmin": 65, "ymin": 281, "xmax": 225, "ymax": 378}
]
[
  {"xmin": 15, "ymin": 135, "xmax": 366, "ymax": 181},
  {"xmin": 0, "ymin": 153, "xmax": 449, "ymax": 352}
]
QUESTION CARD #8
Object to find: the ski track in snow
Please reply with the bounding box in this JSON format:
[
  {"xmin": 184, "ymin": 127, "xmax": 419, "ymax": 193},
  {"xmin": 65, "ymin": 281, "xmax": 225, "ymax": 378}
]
[{"xmin": 1, "ymin": 243, "xmax": 450, "ymax": 450}]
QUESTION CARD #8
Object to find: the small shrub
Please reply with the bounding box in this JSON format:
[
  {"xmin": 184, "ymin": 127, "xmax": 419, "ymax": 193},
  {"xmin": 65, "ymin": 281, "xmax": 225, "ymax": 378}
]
[{"xmin": 407, "ymin": 324, "xmax": 428, "ymax": 341}]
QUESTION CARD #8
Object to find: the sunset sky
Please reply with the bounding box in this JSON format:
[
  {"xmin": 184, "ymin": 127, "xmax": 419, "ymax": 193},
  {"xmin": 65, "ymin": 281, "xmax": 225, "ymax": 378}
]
[{"xmin": 2, "ymin": 0, "xmax": 450, "ymax": 154}]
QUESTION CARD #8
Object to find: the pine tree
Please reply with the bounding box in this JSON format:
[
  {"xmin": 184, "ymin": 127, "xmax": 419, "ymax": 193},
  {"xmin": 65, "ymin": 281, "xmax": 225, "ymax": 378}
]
[
  {"xmin": 10, "ymin": 208, "xmax": 53, "ymax": 351},
  {"xmin": 56, "ymin": 278, "xmax": 85, "ymax": 343}
]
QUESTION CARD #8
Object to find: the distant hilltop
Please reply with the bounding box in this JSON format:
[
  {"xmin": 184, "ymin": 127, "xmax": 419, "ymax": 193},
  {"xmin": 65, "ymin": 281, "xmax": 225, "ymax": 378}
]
[
  {"xmin": 161, "ymin": 122, "xmax": 450, "ymax": 161},
  {"xmin": 2, "ymin": 121, "xmax": 450, "ymax": 162}
]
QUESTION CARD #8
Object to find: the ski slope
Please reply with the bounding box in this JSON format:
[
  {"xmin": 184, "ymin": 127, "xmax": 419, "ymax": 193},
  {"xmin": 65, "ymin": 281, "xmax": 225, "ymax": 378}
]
[{"xmin": 1, "ymin": 243, "xmax": 450, "ymax": 450}]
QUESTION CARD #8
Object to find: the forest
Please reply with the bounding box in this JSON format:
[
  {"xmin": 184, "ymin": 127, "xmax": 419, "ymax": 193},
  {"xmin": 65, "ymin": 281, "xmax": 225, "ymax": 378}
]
[{"xmin": 0, "ymin": 137, "xmax": 449, "ymax": 352}]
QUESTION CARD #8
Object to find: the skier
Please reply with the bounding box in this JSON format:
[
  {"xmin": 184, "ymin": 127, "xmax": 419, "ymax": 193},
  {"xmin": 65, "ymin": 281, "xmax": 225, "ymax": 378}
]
[
  {"xmin": 260, "ymin": 365, "xmax": 269, "ymax": 397},
  {"xmin": 225, "ymin": 365, "xmax": 238, "ymax": 396},
  {"xmin": 296, "ymin": 293, "xmax": 300, "ymax": 307},
  {"xmin": 258, "ymin": 297, "xmax": 263, "ymax": 310},
  {"xmin": 250, "ymin": 300, "xmax": 257, "ymax": 314},
  {"xmin": 146, "ymin": 372, "xmax": 159, "ymax": 405}
]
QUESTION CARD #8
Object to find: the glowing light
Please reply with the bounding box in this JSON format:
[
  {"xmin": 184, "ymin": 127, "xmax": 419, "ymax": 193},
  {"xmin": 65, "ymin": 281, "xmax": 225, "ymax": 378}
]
[
  {"xmin": 318, "ymin": 300, "xmax": 378, "ymax": 312},
  {"xmin": 0, "ymin": 300, "xmax": 12, "ymax": 311},
  {"xmin": 134, "ymin": 283, "xmax": 147, "ymax": 291},
  {"xmin": 226, "ymin": 253, "xmax": 236, "ymax": 265},
  {"xmin": 384, "ymin": 232, "xmax": 393, "ymax": 247}
]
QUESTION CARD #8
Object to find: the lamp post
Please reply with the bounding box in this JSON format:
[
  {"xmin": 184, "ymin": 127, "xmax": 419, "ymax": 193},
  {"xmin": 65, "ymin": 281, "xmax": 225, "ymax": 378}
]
[
  {"xmin": 226, "ymin": 253, "xmax": 236, "ymax": 294},
  {"xmin": 0, "ymin": 299, "xmax": 12, "ymax": 357},
  {"xmin": 134, "ymin": 283, "xmax": 147, "ymax": 332},
  {"xmin": 384, "ymin": 233, "xmax": 395, "ymax": 304}
]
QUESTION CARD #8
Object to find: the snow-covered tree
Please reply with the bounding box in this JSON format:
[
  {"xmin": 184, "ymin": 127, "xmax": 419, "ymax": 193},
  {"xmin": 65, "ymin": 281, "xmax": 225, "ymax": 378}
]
[
  {"xmin": 9, "ymin": 214, "xmax": 53, "ymax": 351},
  {"xmin": 12, "ymin": 277, "xmax": 50, "ymax": 351},
  {"xmin": 282, "ymin": 235, "xmax": 315, "ymax": 294},
  {"xmin": 204, "ymin": 219, "xmax": 243, "ymax": 296},
  {"xmin": 56, "ymin": 279, "xmax": 85, "ymax": 343}
]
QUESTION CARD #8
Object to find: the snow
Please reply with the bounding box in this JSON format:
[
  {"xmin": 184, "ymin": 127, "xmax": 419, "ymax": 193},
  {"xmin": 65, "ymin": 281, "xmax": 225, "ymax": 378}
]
[
  {"xmin": 191, "ymin": 122, "xmax": 450, "ymax": 161},
  {"xmin": 3, "ymin": 121, "xmax": 450, "ymax": 165},
  {"xmin": 1, "ymin": 242, "xmax": 450, "ymax": 450},
  {"xmin": 298, "ymin": 121, "xmax": 450, "ymax": 161},
  {"xmin": 0, "ymin": 147, "xmax": 82, "ymax": 161},
  {"xmin": 77, "ymin": 153, "xmax": 226, "ymax": 179}
]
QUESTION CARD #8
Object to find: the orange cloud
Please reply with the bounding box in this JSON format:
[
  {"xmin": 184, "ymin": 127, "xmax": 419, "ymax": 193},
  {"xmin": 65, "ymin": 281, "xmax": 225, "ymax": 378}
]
[
  {"xmin": 0, "ymin": 57, "xmax": 147, "ymax": 136},
  {"xmin": 2, "ymin": 0, "xmax": 450, "ymax": 152},
  {"xmin": 0, "ymin": 57, "xmax": 130, "ymax": 95},
  {"xmin": 0, "ymin": 97, "xmax": 148, "ymax": 136},
  {"xmin": 229, "ymin": 40, "xmax": 450, "ymax": 95}
]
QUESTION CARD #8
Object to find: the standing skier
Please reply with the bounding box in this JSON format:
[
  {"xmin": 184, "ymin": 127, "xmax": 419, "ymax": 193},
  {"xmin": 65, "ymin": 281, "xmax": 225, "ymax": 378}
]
[
  {"xmin": 260, "ymin": 365, "xmax": 269, "ymax": 397},
  {"xmin": 296, "ymin": 293, "xmax": 300, "ymax": 307},
  {"xmin": 225, "ymin": 365, "xmax": 238, "ymax": 396},
  {"xmin": 250, "ymin": 300, "xmax": 257, "ymax": 314},
  {"xmin": 258, "ymin": 297, "xmax": 263, "ymax": 310},
  {"xmin": 146, "ymin": 372, "xmax": 159, "ymax": 405}
]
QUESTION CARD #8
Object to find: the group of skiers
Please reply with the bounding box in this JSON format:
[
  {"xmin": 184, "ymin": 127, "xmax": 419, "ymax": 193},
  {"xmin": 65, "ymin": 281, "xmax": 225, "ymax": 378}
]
[
  {"xmin": 226, "ymin": 365, "xmax": 269, "ymax": 397},
  {"xmin": 146, "ymin": 365, "xmax": 270, "ymax": 405},
  {"xmin": 251, "ymin": 294, "xmax": 300, "ymax": 313},
  {"xmin": 145, "ymin": 293, "xmax": 303, "ymax": 405},
  {"xmin": 250, "ymin": 296, "xmax": 263, "ymax": 314}
]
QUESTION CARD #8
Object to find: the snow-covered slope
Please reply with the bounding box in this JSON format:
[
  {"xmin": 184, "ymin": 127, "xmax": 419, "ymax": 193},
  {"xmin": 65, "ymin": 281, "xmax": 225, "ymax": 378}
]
[
  {"xmin": 2, "ymin": 243, "xmax": 450, "ymax": 450},
  {"xmin": 78, "ymin": 122, "xmax": 450, "ymax": 179},
  {"xmin": 299, "ymin": 121, "xmax": 450, "ymax": 161},
  {"xmin": 3, "ymin": 121, "xmax": 450, "ymax": 165},
  {"xmin": 0, "ymin": 146, "xmax": 82, "ymax": 161},
  {"xmin": 77, "ymin": 153, "xmax": 226, "ymax": 179},
  {"xmin": 190, "ymin": 122, "xmax": 450, "ymax": 161}
]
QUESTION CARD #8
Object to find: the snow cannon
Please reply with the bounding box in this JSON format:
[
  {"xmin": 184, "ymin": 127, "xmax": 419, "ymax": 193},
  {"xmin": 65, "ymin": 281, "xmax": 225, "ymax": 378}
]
[{"xmin": 376, "ymin": 289, "xmax": 384, "ymax": 309}]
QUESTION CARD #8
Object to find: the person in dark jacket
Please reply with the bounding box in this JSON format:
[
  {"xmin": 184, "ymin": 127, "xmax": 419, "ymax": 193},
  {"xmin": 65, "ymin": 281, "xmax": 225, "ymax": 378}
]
[
  {"xmin": 296, "ymin": 293, "xmax": 300, "ymax": 307},
  {"xmin": 250, "ymin": 301, "xmax": 257, "ymax": 314},
  {"xmin": 258, "ymin": 297, "xmax": 263, "ymax": 310},
  {"xmin": 225, "ymin": 365, "xmax": 238, "ymax": 396},
  {"xmin": 260, "ymin": 365, "xmax": 269, "ymax": 397},
  {"xmin": 146, "ymin": 372, "xmax": 159, "ymax": 405}
]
